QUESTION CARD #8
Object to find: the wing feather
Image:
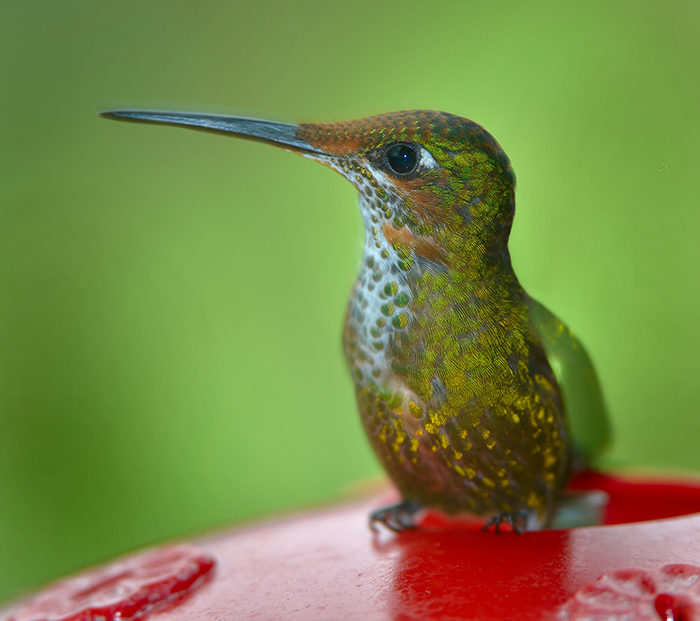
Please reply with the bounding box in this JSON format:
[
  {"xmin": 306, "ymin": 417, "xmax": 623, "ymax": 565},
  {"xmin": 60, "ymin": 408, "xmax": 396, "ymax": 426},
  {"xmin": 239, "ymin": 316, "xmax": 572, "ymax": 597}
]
[{"xmin": 526, "ymin": 297, "xmax": 611, "ymax": 466}]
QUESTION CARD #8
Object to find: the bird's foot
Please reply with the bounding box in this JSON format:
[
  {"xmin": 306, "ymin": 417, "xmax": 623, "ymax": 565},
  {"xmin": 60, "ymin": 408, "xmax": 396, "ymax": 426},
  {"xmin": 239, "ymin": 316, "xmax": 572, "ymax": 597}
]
[
  {"xmin": 369, "ymin": 500, "xmax": 422, "ymax": 533},
  {"xmin": 482, "ymin": 510, "xmax": 531, "ymax": 535}
]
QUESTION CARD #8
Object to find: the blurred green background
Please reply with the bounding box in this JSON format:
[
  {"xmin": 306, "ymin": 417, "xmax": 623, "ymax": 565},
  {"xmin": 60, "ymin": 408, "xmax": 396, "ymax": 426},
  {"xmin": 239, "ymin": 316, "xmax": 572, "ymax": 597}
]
[{"xmin": 2, "ymin": 0, "xmax": 699, "ymax": 603}]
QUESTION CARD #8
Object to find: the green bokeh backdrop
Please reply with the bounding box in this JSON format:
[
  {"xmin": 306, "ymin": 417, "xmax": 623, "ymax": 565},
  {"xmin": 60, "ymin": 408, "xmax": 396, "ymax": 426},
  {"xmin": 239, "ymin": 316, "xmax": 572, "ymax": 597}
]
[{"xmin": 2, "ymin": 0, "xmax": 699, "ymax": 603}]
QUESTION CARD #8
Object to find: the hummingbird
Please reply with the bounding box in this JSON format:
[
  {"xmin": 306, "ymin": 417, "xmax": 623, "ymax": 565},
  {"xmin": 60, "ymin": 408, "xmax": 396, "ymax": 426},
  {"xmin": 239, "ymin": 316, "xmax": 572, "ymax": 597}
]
[{"xmin": 100, "ymin": 108, "xmax": 610, "ymax": 533}]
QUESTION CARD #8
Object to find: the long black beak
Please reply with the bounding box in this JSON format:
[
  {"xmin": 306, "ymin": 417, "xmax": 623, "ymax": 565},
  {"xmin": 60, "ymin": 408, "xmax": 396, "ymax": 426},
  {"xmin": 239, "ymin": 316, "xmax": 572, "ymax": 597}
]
[{"xmin": 99, "ymin": 109, "xmax": 326, "ymax": 156}]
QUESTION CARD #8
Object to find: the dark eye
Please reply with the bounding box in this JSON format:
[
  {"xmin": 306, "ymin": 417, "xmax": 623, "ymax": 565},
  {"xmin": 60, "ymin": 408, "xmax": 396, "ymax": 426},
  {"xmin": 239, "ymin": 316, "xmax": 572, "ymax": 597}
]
[{"xmin": 385, "ymin": 143, "xmax": 419, "ymax": 175}]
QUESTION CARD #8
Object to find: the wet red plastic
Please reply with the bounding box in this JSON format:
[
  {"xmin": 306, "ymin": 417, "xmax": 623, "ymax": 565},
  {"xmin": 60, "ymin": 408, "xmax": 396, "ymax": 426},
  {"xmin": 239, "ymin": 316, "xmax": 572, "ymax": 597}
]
[
  {"xmin": 4, "ymin": 472, "xmax": 700, "ymax": 621},
  {"xmin": 559, "ymin": 563, "xmax": 700, "ymax": 620},
  {"xmin": 5, "ymin": 545, "xmax": 215, "ymax": 621},
  {"xmin": 569, "ymin": 470, "xmax": 700, "ymax": 525}
]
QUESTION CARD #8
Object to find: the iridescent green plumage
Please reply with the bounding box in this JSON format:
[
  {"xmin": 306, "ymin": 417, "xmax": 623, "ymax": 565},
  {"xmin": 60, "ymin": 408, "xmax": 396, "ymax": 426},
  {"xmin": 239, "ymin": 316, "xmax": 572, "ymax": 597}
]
[
  {"xmin": 295, "ymin": 112, "xmax": 567, "ymax": 529},
  {"xmin": 100, "ymin": 108, "xmax": 610, "ymax": 532}
]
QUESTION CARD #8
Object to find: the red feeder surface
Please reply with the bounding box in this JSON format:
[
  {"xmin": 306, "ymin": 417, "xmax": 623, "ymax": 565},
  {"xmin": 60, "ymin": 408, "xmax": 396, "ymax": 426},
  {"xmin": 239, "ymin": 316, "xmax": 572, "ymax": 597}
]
[
  {"xmin": 3, "ymin": 471, "xmax": 700, "ymax": 621},
  {"xmin": 3, "ymin": 546, "xmax": 215, "ymax": 621}
]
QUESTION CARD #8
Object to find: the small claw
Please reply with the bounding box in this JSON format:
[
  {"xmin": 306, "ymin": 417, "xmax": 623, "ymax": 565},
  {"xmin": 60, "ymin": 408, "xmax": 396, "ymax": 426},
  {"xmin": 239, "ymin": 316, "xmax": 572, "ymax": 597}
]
[
  {"xmin": 369, "ymin": 501, "xmax": 421, "ymax": 533},
  {"xmin": 482, "ymin": 510, "xmax": 530, "ymax": 535}
]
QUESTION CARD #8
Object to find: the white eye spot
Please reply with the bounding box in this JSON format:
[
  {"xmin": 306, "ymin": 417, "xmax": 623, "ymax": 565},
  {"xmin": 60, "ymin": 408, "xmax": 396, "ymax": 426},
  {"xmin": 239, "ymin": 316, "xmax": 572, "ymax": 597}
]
[{"xmin": 419, "ymin": 146, "xmax": 439, "ymax": 170}]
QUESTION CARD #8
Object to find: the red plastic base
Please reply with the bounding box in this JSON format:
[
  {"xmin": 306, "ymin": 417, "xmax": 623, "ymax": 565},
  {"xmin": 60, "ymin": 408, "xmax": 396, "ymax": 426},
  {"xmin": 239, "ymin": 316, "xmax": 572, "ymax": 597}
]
[{"xmin": 4, "ymin": 472, "xmax": 700, "ymax": 621}]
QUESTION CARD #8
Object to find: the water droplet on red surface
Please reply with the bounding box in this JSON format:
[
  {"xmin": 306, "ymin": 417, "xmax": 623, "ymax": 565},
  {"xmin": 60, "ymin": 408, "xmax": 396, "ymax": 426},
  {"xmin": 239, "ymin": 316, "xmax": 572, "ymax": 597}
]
[{"xmin": 6, "ymin": 545, "xmax": 215, "ymax": 621}]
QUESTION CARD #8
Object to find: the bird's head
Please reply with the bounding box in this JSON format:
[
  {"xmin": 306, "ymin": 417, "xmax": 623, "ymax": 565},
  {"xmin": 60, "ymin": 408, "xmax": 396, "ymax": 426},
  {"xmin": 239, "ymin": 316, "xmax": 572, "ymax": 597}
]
[{"xmin": 101, "ymin": 109, "xmax": 516, "ymax": 270}]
